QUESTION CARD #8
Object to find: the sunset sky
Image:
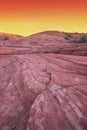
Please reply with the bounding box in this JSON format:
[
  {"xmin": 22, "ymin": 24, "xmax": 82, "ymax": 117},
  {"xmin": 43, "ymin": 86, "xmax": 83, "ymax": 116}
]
[{"xmin": 0, "ymin": 0, "xmax": 87, "ymax": 35}]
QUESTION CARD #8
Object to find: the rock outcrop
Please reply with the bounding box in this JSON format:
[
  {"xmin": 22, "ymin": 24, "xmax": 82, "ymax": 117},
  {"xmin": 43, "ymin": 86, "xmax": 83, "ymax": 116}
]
[{"xmin": 0, "ymin": 31, "xmax": 87, "ymax": 130}]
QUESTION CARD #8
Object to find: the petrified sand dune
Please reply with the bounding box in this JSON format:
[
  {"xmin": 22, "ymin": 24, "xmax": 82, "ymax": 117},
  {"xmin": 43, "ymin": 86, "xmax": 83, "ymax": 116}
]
[{"xmin": 0, "ymin": 31, "xmax": 87, "ymax": 130}]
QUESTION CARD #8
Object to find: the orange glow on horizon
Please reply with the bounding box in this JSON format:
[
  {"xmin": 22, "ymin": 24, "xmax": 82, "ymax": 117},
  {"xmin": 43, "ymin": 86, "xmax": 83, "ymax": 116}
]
[{"xmin": 0, "ymin": 0, "xmax": 87, "ymax": 35}]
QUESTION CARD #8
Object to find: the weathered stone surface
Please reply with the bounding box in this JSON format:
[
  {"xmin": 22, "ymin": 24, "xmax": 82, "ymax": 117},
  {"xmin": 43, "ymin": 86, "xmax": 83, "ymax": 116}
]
[{"xmin": 0, "ymin": 31, "xmax": 87, "ymax": 130}]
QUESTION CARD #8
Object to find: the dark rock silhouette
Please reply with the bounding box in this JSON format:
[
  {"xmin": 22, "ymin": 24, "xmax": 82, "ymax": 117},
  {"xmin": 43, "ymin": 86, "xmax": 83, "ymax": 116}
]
[{"xmin": 0, "ymin": 31, "xmax": 87, "ymax": 130}]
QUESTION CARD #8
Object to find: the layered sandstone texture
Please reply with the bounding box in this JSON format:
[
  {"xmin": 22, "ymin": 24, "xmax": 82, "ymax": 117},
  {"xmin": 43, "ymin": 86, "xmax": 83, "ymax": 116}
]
[{"xmin": 0, "ymin": 31, "xmax": 87, "ymax": 130}]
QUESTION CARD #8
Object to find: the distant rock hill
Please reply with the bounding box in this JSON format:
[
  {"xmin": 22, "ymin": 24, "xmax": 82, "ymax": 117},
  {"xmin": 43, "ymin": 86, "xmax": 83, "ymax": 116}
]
[
  {"xmin": 0, "ymin": 31, "xmax": 87, "ymax": 55},
  {"xmin": 0, "ymin": 31, "xmax": 87, "ymax": 130}
]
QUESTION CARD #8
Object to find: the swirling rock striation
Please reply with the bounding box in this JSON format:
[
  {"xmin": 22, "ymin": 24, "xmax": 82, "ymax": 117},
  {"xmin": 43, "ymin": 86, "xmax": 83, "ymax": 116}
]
[{"xmin": 0, "ymin": 31, "xmax": 87, "ymax": 130}]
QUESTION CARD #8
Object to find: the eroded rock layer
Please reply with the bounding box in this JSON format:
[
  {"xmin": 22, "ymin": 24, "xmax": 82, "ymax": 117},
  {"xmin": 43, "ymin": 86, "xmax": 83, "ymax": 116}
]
[{"xmin": 0, "ymin": 31, "xmax": 87, "ymax": 130}]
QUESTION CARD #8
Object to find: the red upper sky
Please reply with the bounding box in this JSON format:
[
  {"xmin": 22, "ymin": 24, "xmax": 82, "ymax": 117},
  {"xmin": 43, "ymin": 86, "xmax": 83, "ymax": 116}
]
[{"xmin": 0, "ymin": 0, "xmax": 87, "ymax": 14}]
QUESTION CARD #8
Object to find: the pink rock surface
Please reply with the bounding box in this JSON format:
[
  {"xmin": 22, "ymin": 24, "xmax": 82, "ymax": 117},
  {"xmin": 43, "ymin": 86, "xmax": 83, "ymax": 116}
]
[{"xmin": 0, "ymin": 31, "xmax": 87, "ymax": 130}]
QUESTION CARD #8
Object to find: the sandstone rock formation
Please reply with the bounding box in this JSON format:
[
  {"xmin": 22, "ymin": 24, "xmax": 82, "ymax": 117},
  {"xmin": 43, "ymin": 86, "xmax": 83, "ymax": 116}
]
[{"xmin": 0, "ymin": 31, "xmax": 87, "ymax": 130}]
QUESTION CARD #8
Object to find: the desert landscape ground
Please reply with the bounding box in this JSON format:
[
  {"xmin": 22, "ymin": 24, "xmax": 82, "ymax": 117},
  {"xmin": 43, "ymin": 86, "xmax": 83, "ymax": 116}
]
[{"xmin": 0, "ymin": 31, "xmax": 87, "ymax": 130}]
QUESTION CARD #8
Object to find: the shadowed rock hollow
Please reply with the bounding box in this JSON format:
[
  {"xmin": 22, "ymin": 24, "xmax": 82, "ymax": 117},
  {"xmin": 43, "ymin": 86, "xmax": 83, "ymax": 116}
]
[{"xmin": 0, "ymin": 31, "xmax": 87, "ymax": 130}]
